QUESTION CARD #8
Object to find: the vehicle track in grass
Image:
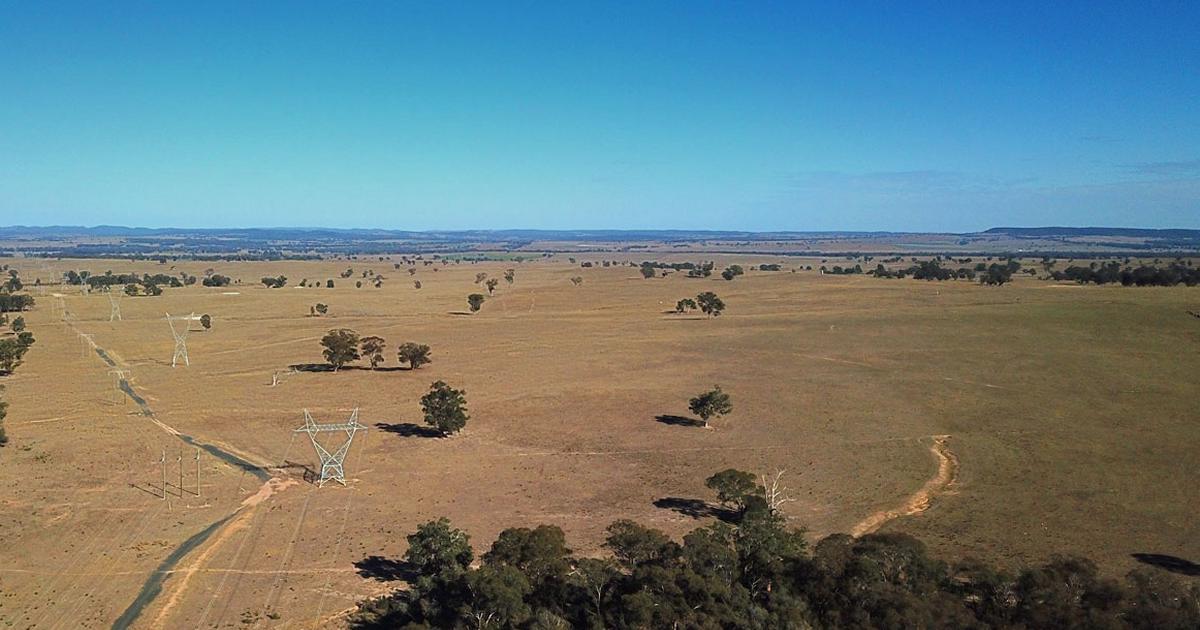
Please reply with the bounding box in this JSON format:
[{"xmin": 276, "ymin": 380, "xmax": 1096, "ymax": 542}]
[{"xmin": 851, "ymin": 435, "xmax": 958, "ymax": 537}]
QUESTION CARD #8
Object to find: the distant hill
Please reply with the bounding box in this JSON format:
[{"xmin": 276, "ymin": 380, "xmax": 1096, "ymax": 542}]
[
  {"xmin": 984, "ymin": 226, "xmax": 1200, "ymax": 239},
  {"xmin": 1, "ymin": 225, "xmax": 1197, "ymax": 259}
]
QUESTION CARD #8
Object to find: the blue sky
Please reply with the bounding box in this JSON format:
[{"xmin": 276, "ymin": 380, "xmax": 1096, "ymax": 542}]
[{"xmin": 1, "ymin": 1, "xmax": 1197, "ymax": 231}]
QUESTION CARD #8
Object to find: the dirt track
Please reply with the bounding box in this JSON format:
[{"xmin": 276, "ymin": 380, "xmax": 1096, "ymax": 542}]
[{"xmin": 851, "ymin": 435, "xmax": 958, "ymax": 537}]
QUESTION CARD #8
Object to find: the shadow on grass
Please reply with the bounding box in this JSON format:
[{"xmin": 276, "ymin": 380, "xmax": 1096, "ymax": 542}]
[
  {"xmin": 354, "ymin": 556, "xmax": 417, "ymax": 582},
  {"xmin": 1131, "ymin": 553, "xmax": 1200, "ymax": 576},
  {"xmin": 447, "ymin": 311, "xmax": 476, "ymax": 316},
  {"xmin": 653, "ymin": 497, "xmax": 739, "ymax": 523},
  {"xmin": 129, "ymin": 482, "xmax": 165, "ymax": 499},
  {"xmin": 289, "ymin": 363, "xmax": 413, "ymax": 373},
  {"xmin": 375, "ymin": 422, "xmax": 443, "ymax": 438},
  {"xmin": 655, "ymin": 414, "xmax": 705, "ymax": 428},
  {"xmin": 269, "ymin": 460, "xmax": 318, "ymax": 484}
]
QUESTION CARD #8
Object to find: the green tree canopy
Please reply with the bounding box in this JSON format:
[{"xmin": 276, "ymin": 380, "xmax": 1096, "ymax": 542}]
[
  {"xmin": 688, "ymin": 386, "xmax": 732, "ymax": 427},
  {"xmin": 421, "ymin": 380, "xmax": 469, "ymax": 436},
  {"xmin": 320, "ymin": 328, "xmax": 360, "ymax": 371},
  {"xmin": 397, "ymin": 342, "xmax": 432, "ymax": 369}
]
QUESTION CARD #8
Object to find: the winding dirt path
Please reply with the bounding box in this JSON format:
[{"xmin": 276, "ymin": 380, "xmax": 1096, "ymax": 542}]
[{"xmin": 851, "ymin": 435, "xmax": 958, "ymax": 537}]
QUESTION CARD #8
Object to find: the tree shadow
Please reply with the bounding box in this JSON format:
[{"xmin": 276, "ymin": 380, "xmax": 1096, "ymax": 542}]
[
  {"xmin": 653, "ymin": 497, "xmax": 738, "ymax": 523},
  {"xmin": 655, "ymin": 414, "xmax": 705, "ymax": 428},
  {"xmin": 290, "ymin": 363, "xmax": 334, "ymax": 373},
  {"xmin": 374, "ymin": 422, "xmax": 443, "ymax": 438},
  {"xmin": 289, "ymin": 363, "xmax": 412, "ymax": 373},
  {"xmin": 354, "ymin": 555, "xmax": 417, "ymax": 582},
  {"xmin": 1131, "ymin": 553, "xmax": 1200, "ymax": 576},
  {"xmin": 447, "ymin": 311, "xmax": 475, "ymax": 316}
]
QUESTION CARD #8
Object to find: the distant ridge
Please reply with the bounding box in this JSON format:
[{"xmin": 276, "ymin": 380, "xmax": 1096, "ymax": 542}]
[
  {"xmin": 984, "ymin": 226, "xmax": 1200, "ymax": 238},
  {"xmin": 5, "ymin": 225, "xmax": 1199, "ymax": 239}
]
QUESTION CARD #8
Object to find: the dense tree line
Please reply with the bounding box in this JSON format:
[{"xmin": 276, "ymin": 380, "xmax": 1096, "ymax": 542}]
[
  {"xmin": 0, "ymin": 274, "xmax": 36, "ymax": 377},
  {"xmin": 870, "ymin": 261, "xmax": 977, "ymax": 281},
  {"xmin": 351, "ymin": 470, "xmax": 1200, "ymax": 630},
  {"xmin": 869, "ymin": 260, "xmax": 1019, "ymax": 285},
  {"xmin": 0, "ymin": 293, "xmax": 35, "ymax": 313},
  {"xmin": 64, "ymin": 270, "xmax": 191, "ymax": 291},
  {"xmin": 0, "ymin": 332, "xmax": 37, "ymax": 375},
  {"xmin": 1051, "ymin": 262, "xmax": 1200, "ymax": 286},
  {"xmin": 0, "ymin": 385, "xmax": 7, "ymax": 447}
]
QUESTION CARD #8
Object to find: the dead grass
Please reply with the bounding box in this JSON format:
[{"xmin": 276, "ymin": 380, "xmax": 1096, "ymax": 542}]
[{"xmin": 0, "ymin": 255, "xmax": 1197, "ymax": 628}]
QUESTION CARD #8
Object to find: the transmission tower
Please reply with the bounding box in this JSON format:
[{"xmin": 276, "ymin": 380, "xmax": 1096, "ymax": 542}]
[
  {"xmin": 108, "ymin": 292, "xmax": 122, "ymax": 321},
  {"xmin": 293, "ymin": 408, "xmax": 368, "ymax": 487},
  {"xmin": 78, "ymin": 332, "xmax": 94, "ymax": 359},
  {"xmin": 165, "ymin": 312, "xmax": 199, "ymax": 367}
]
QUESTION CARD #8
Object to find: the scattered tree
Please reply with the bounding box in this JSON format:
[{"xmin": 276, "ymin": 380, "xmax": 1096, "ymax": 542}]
[
  {"xmin": 405, "ymin": 517, "xmax": 474, "ymax": 576},
  {"xmin": 569, "ymin": 276, "xmax": 583, "ymax": 286},
  {"xmin": 199, "ymin": 314, "xmax": 211, "ymax": 330},
  {"xmin": 468, "ymin": 293, "xmax": 486, "ymax": 313},
  {"xmin": 674, "ymin": 298, "xmax": 697, "ymax": 314},
  {"xmin": 486, "ymin": 278, "xmax": 499, "ymax": 295},
  {"xmin": 397, "ymin": 342, "xmax": 432, "ymax": 369},
  {"xmin": 696, "ymin": 291, "xmax": 725, "ymax": 317},
  {"xmin": 503, "ymin": 269, "xmax": 515, "ymax": 284},
  {"xmin": 260, "ymin": 275, "xmax": 287, "ymax": 289},
  {"xmin": 320, "ymin": 328, "xmax": 360, "ymax": 371},
  {"xmin": 360, "ymin": 336, "xmax": 387, "ymax": 369},
  {"xmin": 421, "ymin": 380, "xmax": 469, "ymax": 436},
  {"xmin": 688, "ymin": 386, "xmax": 732, "ymax": 427},
  {"xmin": 10, "ymin": 316, "xmax": 25, "ymax": 333},
  {"xmin": 475, "ymin": 272, "xmax": 488, "ymax": 284},
  {"xmin": 705, "ymin": 469, "xmax": 763, "ymax": 513},
  {"xmin": 640, "ymin": 265, "xmax": 656, "ymax": 279},
  {"xmin": 413, "ymin": 280, "xmax": 422, "ymax": 289}
]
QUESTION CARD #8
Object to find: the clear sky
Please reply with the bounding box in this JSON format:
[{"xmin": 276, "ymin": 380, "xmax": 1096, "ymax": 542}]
[{"xmin": 1, "ymin": 1, "xmax": 1197, "ymax": 231}]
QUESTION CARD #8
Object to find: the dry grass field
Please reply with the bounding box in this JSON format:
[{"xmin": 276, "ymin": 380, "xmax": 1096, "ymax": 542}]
[{"xmin": 0, "ymin": 255, "xmax": 1197, "ymax": 628}]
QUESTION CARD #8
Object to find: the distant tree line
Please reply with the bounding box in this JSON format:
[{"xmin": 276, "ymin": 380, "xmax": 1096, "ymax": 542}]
[
  {"xmin": 62, "ymin": 270, "xmax": 190, "ymax": 295},
  {"xmin": 1051, "ymin": 262, "xmax": 1200, "ymax": 287},
  {"xmin": 0, "ymin": 274, "xmax": 36, "ymax": 377},
  {"xmin": 0, "ymin": 293, "xmax": 35, "ymax": 313},
  {"xmin": 350, "ymin": 468, "xmax": 1200, "ymax": 630},
  {"xmin": 869, "ymin": 259, "xmax": 1021, "ymax": 285}
]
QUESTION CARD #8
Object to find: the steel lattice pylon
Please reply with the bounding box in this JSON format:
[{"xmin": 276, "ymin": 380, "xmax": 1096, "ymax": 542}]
[
  {"xmin": 165, "ymin": 312, "xmax": 200, "ymax": 367},
  {"xmin": 108, "ymin": 291, "xmax": 122, "ymax": 321},
  {"xmin": 293, "ymin": 408, "xmax": 367, "ymax": 487}
]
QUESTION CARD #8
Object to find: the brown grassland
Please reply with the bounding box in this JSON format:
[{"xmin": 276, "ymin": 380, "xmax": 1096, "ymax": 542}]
[{"xmin": 0, "ymin": 254, "xmax": 1197, "ymax": 628}]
